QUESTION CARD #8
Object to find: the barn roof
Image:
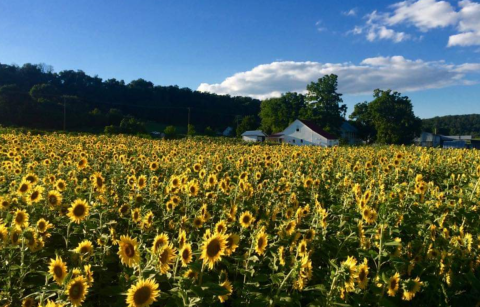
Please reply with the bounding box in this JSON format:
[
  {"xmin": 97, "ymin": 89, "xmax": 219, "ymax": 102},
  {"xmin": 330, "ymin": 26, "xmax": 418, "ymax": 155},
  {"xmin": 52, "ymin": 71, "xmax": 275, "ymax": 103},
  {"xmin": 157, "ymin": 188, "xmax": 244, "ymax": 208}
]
[
  {"xmin": 298, "ymin": 120, "xmax": 337, "ymax": 140},
  {"xmin": 241, "ymin": 130, "xmax": 267, "ymax": 137}
]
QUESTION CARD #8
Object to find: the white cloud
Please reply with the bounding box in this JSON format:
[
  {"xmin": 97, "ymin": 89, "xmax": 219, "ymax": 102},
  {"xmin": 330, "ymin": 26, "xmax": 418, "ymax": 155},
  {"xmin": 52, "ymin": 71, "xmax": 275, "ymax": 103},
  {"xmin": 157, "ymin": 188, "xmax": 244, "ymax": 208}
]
[
  {"xmin": 315, "ymin": 20, "xmax": 327, "ymax": 32},
  {"xmin": 197, "ymin": 56, "xmax": 480, "ymax": 99},
  {"xmin": 349, "ymin": 0, "xmax": 480, "ymax": 46},
  {"xmin": 387, "ymin": 0, "xmax": 458, "ymax": 31},
  {"xmin": 342, "ymin": 8, "xmax": 357, "ymax": 16},
  {"xmin": 448, "ymin": 0, "xmax": 480, "ymax": 46}
]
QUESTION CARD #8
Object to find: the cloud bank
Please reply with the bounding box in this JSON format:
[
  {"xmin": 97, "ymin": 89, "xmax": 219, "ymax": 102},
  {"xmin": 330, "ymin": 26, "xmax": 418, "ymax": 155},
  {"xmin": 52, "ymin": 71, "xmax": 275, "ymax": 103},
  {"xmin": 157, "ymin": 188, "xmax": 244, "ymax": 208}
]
[{"xmin": 197, "ymin": 56, "xmax": 480, "ymax": 99}]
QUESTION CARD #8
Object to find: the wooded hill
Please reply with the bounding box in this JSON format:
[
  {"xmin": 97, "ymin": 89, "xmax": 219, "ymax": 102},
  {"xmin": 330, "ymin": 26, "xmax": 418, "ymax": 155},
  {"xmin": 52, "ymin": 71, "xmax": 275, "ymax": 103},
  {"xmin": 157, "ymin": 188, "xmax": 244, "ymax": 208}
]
[
  {"xmin": 422, "ymin": 114, "xmax": 480, "ymax": 137},
  {"xmin": 0, "ymin": 63, "xmax": 260, "ymax": 134}
]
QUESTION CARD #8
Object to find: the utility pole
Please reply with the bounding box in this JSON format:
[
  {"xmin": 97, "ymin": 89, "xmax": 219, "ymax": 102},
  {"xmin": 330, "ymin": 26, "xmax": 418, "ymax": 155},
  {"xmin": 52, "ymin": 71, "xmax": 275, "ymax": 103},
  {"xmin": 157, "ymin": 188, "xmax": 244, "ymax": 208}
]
[{"xmin": 63, "ymin": 96, "xmax": 66, "ymax": 131}]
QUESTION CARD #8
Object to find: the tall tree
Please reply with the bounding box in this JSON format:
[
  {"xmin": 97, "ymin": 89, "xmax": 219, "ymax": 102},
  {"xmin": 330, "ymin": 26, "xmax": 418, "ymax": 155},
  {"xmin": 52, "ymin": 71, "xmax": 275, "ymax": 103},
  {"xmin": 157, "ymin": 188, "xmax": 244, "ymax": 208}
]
[
  {"xmin": 259, "ymin": 92, "xmax": 305, "ymax": 134},
  {"xmin": 236, "ymin": 115, "xmax": 258, "ymax": 137},
  {"xmin": 303, "ymin": 74, "xmax": 347, "ymax": 135},
  {"xmin": 350, "ymin": 89, "xmax": 421, "ymax": 144}
]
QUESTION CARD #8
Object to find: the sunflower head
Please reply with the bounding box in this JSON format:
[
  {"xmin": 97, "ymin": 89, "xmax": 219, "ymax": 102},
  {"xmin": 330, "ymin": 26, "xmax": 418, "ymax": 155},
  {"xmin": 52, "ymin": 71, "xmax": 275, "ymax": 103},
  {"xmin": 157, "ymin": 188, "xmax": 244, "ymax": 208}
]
[
  {"xmin": 200, "ymin": 233, "xmax": 227, "ymax": 269},
  {"xmin": 126, "ymin": 278, "xmax": 160, "ymax": 307},
  {"xmin": 67, "ymin": 199, "xmax": 90, "ymax": 224},
  {"xmin": 118, "ymin": 235, "xmax": 140, "ymax": 268},
  {"xmin": 49, "ymin": 255, "xmax": 68, "ymax": 285},
  {"xmin": 67, "ymin": 276, "xmax": 89, "ymax": 307}
]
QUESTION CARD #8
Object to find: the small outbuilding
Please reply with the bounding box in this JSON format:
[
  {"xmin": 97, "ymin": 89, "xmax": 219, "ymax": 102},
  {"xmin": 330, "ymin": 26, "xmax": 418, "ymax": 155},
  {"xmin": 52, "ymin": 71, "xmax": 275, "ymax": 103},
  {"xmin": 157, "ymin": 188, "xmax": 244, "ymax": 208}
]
[
  {"xmin": 270, "ymin": 119, "xmax": 339, "ymax": 147},
  {"xmin": 241, "ymin": 130, "xmax": 267, "ymax": 142}
]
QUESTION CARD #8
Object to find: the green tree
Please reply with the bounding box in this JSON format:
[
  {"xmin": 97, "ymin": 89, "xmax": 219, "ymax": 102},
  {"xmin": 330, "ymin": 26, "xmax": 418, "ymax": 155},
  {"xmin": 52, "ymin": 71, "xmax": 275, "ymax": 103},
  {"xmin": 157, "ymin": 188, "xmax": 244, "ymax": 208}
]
[
  {"xmin": 303, "ymin": 74, "xmax": 347, "ymax": 135},
  {"xmin": 164, "ymin": 125, "xmax": 177, "ymax": 139},
  {"xmin": 350, "ymin": 89, "xmax": 421, "ymax": 144},
  {"xmin": 119, "ymin": 115, "xmax": 147, "ymax": 135},
  {"xmin": 349, "ymin": 102, "xmax": 376, "ymax": 143},
  {"xmin": 236, "ymin": 115, "xmax": 257, "ymax": 137},
  {"xmin": 187, "ymin": 124, "xmax": 196, "ymax": 136},
  {"xmin": 259, "ymin": 92, "xmax": 305, "ymax": 134},
  {"xmin": 204, "ymin": 126, "xmax": 214, "ymax": 136}
]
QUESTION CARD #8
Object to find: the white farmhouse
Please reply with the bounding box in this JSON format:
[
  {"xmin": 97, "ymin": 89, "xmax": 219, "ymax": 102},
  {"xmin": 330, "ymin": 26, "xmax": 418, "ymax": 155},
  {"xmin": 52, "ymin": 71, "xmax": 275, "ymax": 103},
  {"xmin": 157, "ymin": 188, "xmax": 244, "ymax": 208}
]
[
  {"xmin": 241, "ymin": 130, "xmax": 267, "ymax": 142},
  {"xmin": 268, "ymin": 119, "xmax": 339, "ymax": 147}
]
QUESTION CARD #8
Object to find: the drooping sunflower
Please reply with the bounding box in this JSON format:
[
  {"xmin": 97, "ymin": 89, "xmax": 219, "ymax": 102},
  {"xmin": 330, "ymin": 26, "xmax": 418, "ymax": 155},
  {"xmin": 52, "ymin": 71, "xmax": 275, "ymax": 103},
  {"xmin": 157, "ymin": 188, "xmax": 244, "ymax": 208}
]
[
  {"xmin": 218, "ymin": 279, "xmax": 233, "ymax": 303},
  {"xmin": 255, "ymin": 230, "xmax": 268, "ymax": 256},
  {"xmin": 49, "ymin": 255, "xmax": 68, "ymax": 285},
  {"xmin": 47, "ymin": 190, "xmax": 63, "ymax": 207},
  {"xmin": 180, "ymin": 243, "xmax": 193, "ymax": 267},
  {"xmin": 402, "ymin": 277, "xmax": 423, "ymax": 301},
  {"xmin": 152, "ymin": 233, "xmax": 169, "ymax": 254},
  {"xmin": 67, "ymin": 199, "xmax": 90, "ymax": 224},
  {"xmin": 200, "ymin": 232, "xmax": 227, "ymax": 269},
  {"xmin": 157, "ymin": 243, "xmax": 177, "ymax": 274},
  {"xmin": 239, "ymin": 211, "xmax": 255, "ymax": 228},
  {"xmin": 387, "ymin": 272, "xmax": 401, "ymax": 297},
  {"xmin": 357, "ymin": 258, "xmax": 369, "ymax": 289},
  {"xmin": 342, "ymin": 256, "xmax": 358, "ymax": 292},
  {"xmin": 67, "ymin": 275, "xmax": 89, "ymax": 307},
  {"xmin": 14, "ymin": 209, "xmax": 29, "ymax": 229},
  {"xmin": 75, "ymin": 240, "xmax": 94, "ymax": 258},
  {"xmin": 126, "ymin": 278, "xmax": 160, "ymax": 307},
  {"xmin": 118, "ymin": 235, "xmax": 140, "ymax": 268}
]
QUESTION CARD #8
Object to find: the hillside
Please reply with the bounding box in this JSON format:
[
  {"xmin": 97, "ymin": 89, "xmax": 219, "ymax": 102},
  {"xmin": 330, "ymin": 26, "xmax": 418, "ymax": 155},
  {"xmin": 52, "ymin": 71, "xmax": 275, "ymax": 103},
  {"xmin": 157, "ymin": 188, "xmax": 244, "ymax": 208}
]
[
  {"xmin": 0, "ymin": 63, "xmax": 260, "ymax": 134},
  {"xmin": 422, "ymin": 114, "xmax": 480, "ymax": 137}
]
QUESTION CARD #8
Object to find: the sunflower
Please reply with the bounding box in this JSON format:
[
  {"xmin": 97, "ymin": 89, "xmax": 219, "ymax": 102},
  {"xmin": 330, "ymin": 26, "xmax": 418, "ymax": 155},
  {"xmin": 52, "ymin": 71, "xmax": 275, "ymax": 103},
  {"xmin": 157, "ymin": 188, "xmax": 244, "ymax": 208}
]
[
  {"xmin": 0, "ymin": 224, "xmax": 8, "ymax": 246},
  {"xmin": 157, "ymin": 243, "xmax": 177, "ymax": 274},
  {"xmin": 67, "ymin": 199, "xmax": 90, "ymax": 224},
  {"xmin": 119, "ymin": 204, "xmax": 130, "ymax": 216},
  {"xmin": 192, "ymin": 217, "xmax": 203, "ymax": 228},
  {"xmin": 132, "ymin": 208, "xmax": 142, "ymax": 223},
  {"xmin": 77, "ymin": 158, "xmax": 88, "ymax": 170},
  {"xmin": 67, "ymin": 275, "xmax": 89, "ymax": 307},
  {"xmin": 184, "ymin": 269, "xmax": 199, "ymax": 280},
  {"xmin": 0, "ymin": 196, "xmax": 9, "ymax": 210},
  {"xmin": 17, "ymin": 179, "xmax": 32, "ymax": 195},
  {"xmin": 10, "ymin": 228, "xmax": 22, "ymax": 245},
  {"xmin": 84, "ymin": 264, "xmax": 94, "ymax": 285},
  {"xmin": 239, "ymin": 211, "xmax": 255, "ymax": 228},
  {"xmin": 118, "ymin": 235, "xmax": 140, "ymax": 268},
  {"xmin": 47, "ymin": 190, "xmax": 63, "ymax": 207},
  {"xmin": 142, "ymin": 211, "xmax": 154, "ymax": 229},
  {"xmin": 304, "ymin": 229, "xmax": 315, "ymax": 242},
  {"xmin": 75, "ymin": 240, "xmax": 94, "ymax": 258},
  {"xmin": 36, "ymin": 218, "xmax": 53, "ymax": 233},
  {"xmin": 22, "ymin": 297, "xmax": 35, "ymax": 307},
  {"xmin": 218, "ymin": 279, "xmax": 233, "ymax": 303},
  {"xmin": 178, "ymin": 229, "xmax": 187, "ymax": 249},
  {"xmin": 357, "ymin": 258, "xmax": 369, "ymax": 289},
  {"xmin": 43, "ymin": 300, "xmax": 61, "ymax": 307},
  {"xmin": 402, "ymin": 277, "xmax": 423, "ymax": 301},
  {"xmin": 297, "ymin": 239, "xmax": 308, "ymax": 257},
  {"xmin": 278, "ymin": 246, "xmax": 286, "ymax": 266},
  {"xmin": 149, "ymin": 161, "xmax": 159, "ymax": 171},
  {"xmin": 200, "ymin": 232, "xmax": 227, "ymax": 269},
  {"xmin": 387, "ymin": 272, "xmax": 401, "ymax": 297},
  {"xmin": 180, "ymin": 243, "xmax": 192, "ymax": 267},
  {"xmin": 27, "ymin": 186, "xmax": 44, "ymax": 205},
  {"xmin": 255, "ymin": 230, "xmax": 268, "ymax": 256},
  {"xmin": 225, "ymin": 233, "xmax": 240, "ymax": 256},
  {"xmin": 14, "ymin": 209, "xmax": 29, "ymax": 229},
  {"xmin": 136, "ymin": 175, "xmax": 147, "ymax": 190},
  {"xmin": 126, "ymin": 278, "xmax": 160, "ymax": 307},
  {"xmin": 284, "ymin": 220, "xmax": 296, "ymax": 236},
  {"xmin": 49, "ymin": 255, "xmax": 68, "ymax": 285},
  {"xmin": 187, "ymin": 181, "xmax": 200, "ymax": 197},
  {"xmin": 55, "ymin": 179, "xmax": 67, "ymax": 191},
  {"xmin": 215, "ymin": 220, "xmax": 228, "ymax": 234}
]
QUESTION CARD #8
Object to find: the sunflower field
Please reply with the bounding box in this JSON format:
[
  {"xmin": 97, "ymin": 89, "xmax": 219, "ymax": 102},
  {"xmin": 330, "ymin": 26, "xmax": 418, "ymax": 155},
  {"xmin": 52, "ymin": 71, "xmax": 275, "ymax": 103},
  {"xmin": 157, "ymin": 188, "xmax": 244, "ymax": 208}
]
[{"xmin": 1, "ymin": 133, "xmax": 480, "ymax": 307}]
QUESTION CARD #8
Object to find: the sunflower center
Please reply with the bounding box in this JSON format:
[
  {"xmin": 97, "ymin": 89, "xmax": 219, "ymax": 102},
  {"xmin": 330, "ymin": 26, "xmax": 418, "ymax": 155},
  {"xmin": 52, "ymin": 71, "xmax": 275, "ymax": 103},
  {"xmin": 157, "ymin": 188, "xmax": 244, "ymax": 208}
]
[
  {"xmin": 96, "ymin": 177, "xmax": 103, "ymax": 187},
  {"xmin": 242, "ymin": 216, "xmax": 250, "ymax": 224},
  {"xmin": 31, "ymin": 191, "xmax": 39, "ymax": 201},
  {"xmin": 73, "ymin": 205, "xmax": 86, "ymax": 217},
  {"xmin": 182, "ymin": 248, "xmax": 190, "ymax": 260},
  {"xmin": 15, "ymin": 214, "xmax": 24, "ymax": 224},
  {"xmin": 19, "ymin": 184, "xmax": 28, "ymax": 193},
  {"xmin": 133, "ymin": 286, "xmax": 151, "ymax": 305},
  {"xmin": 54, "ymin": 265, "xmax": 63, "ymax": 278},
  {"xmin": 49, "ymin": 195, "xmax": 58, "ymax": 205},
  {"xmin": 69, "ymin": 282, "xmax": 84, "ymax": 299},
  {"xmin": 80, "ymin": 246, "xmax": 90, "ymax": 254},
  {"xmin": 124, "ymin": 243, "xmax": 135, "ymax": 258},
  {"xmin": 390, "ymin": 279, "xmax": 397, "ymax": 289},
  {"xmin": 207, "ymin": 239, "xmax": 221, "ymax": 257},
  {"xmin": 38, "ymin": 222, "xmax": 46, "ymax": 231},
  {"xmin": 258, "ymin": 237, "xmax": 265, "ymax": 248},
  {"xmin": 359, "ymin": 270, "xmax": 366, "ymax": 281},
  {"xmin": 160, "ymin": 249, "xmax": 169, "ymax": 263}
]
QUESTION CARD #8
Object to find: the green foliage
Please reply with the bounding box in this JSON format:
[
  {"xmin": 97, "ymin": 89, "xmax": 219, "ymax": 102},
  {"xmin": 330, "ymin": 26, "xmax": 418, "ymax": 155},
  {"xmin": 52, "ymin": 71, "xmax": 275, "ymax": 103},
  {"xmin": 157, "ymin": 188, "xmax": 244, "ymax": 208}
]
[
  {"xmin": 260, "ymin": 92, "xmax": 305, "ymax": 134},
  {"xmin": 204, "ymin": 126, "xmax": 214, "ymax": 136},
  {"xmin": 422, "ymin": 114, "xmax": 480, "ymax": 137},
  {"xmin": 0, "ymin": 62, "xmax": 260, "ymax": 133},
  {"xmin": 303, "ymin": 74, "xmax": 347, "ymax": 135},
  {"xmin": 164, "ymin": 125, "xmax": 177, "ymax": 139},
  {"xmin": 350, "ymin": 89, "xmax": 421, "ymax": 144},
  {"xmin": 236, "ymin": 115, "xmax": 258, "ymax": 136},
  {"xmin": 187, "ymin": 124, "xmax": 196, "ymax": 136}
]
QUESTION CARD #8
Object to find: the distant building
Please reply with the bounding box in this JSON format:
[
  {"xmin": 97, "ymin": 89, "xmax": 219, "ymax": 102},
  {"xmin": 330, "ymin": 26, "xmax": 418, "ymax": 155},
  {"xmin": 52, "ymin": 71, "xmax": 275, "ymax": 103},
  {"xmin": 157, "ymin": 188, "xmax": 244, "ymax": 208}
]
[
  {"xmin": 222, "ymin": 127, "xmax": 234, "ymax": 137},
  {"xmin": 241, "ymin": 130, "xmax": 267, "ymax": 142},
  {"xmin": 414, "ymin": 132, "xmax": 473, "ymax": 148},
  {"xmin": 268, "ymin": 119, "xmax": 339, "ymax": 147},
  {"xmin": 340, "ymin": 121, "xmax": 359, "ymax": 145}
]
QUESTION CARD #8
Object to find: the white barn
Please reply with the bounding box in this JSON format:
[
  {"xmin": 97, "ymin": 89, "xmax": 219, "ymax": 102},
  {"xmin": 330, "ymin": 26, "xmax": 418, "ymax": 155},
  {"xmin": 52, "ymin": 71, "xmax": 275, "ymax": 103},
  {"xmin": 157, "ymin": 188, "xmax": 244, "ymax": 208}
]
[
  {"xmin": 268, "ymin": 119, "xmax": 339, "ymax": 147},
  {"xmin": 241, "ymin": 130, "xmax": 267, "ymax": 142}
]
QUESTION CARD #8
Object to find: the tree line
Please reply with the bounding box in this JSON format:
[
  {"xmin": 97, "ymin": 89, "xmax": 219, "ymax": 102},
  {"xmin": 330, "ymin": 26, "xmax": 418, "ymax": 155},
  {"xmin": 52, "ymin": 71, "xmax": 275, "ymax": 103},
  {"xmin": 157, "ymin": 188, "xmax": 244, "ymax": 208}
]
[
  {"xmin": 422, "ymin": 114, "xmax": 480, "ymax": 137},
  {"xmin": 0, "ymin": 63, "xmax": 260, "ymax": 134}
]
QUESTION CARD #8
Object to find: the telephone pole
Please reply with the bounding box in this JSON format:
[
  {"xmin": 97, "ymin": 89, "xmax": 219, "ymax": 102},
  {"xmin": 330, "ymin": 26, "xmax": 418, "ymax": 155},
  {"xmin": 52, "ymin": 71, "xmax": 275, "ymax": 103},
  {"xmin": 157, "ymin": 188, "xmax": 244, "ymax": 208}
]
[
  {"xmin": 187, "ymin": 107, "xmax": 191, "ymax": 127},
  {"xmin": 63, "ymin": 96, "xmax": 66, "ymax": 131}
]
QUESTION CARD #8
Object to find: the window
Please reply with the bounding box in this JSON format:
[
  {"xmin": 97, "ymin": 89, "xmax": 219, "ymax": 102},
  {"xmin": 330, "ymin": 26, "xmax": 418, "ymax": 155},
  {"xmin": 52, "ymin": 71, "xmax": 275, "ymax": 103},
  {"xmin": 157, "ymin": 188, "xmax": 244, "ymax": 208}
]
[
  {"xmin": 296, "ymin": 127, "xmax": 299, "ymax": 132},
  {"xmin": 293, "ymin": 139, "xmax": 295, "ymax": 143},
  {"xmin": 301, "ymin": 139, "xmax": 303, "ymax": 143}
]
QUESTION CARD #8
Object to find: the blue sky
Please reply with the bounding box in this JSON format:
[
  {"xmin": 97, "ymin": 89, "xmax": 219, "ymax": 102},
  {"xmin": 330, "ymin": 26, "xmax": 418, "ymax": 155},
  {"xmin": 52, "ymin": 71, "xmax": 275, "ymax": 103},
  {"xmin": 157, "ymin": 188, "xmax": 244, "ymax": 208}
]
[{"xmin": 1, "ymin": 0, "xmax": 479, "ymax": 118}]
